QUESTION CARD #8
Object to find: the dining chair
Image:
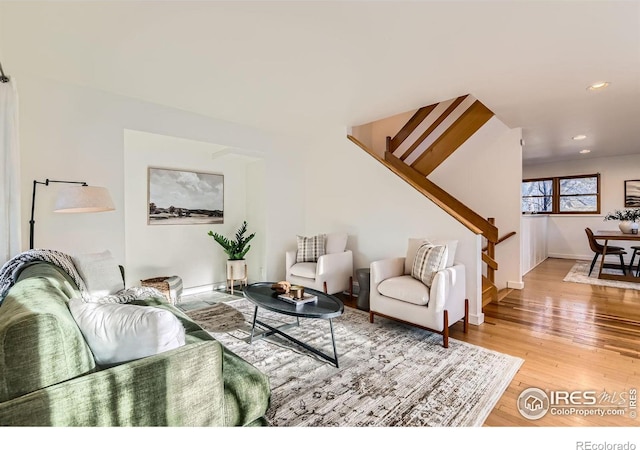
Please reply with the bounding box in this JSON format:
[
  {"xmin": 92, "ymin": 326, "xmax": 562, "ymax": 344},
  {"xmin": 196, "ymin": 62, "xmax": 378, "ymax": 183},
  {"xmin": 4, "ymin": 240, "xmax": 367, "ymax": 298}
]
[
  {"xmin": 584, "ymin": 228, "xmax": 627, "ymax": 276},
  {"xmin": 628, "ymin": 246, "xmax": 640, "ymax": 277}
]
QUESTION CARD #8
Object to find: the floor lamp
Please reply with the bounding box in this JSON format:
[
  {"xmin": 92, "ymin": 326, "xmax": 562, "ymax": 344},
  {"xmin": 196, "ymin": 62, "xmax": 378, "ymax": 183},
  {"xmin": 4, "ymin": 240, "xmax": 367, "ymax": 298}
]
[{"xmin": 29, "ymin": 179, "xmax": 115, "ymax": 249}]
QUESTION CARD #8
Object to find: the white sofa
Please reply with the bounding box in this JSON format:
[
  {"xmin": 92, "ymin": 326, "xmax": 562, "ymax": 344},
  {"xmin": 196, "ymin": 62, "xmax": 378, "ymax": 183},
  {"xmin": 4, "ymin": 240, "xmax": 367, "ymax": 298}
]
[
  {"xmin": 369, "ymin": 238, "xmax": 468, "ymax": 347},
  {"xmin": 286, "ymin": 232, "xmax": 353, "ymax": 295}
]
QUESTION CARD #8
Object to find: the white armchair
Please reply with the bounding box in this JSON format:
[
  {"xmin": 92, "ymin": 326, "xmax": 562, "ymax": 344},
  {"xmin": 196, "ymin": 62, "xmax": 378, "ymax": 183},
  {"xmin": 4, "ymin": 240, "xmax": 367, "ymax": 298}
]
[
  {"xmin": 369, "ymin": 238, "xmax": 468, "ymax": 347},
  {"xmin": 286, "ymin": 232, "xmax": 353, "ymax": 295}
]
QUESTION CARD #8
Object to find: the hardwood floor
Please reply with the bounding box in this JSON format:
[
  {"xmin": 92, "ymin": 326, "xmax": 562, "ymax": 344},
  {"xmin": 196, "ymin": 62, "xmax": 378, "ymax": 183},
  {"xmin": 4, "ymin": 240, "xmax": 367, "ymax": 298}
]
[
  {"xmin": 340, "ymin": 258, "xmax": 640, "ymax": 426},
  {"xmin": 449, "ymin": 258, "xmax": 640, "ymax": 426}
]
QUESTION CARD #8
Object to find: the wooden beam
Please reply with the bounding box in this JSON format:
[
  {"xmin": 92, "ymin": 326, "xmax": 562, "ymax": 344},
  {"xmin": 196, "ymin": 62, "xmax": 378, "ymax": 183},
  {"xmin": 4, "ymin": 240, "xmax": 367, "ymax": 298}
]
[
  {"xmin": 389, "ymin": 104, "xmax": 438, "ymax": 153},
  {"xmin": 399, "ymin": 96, "xmax": 467, "ymax": 161},
  {"xmin": 411, "ymin": 100, "xmax": 495, "ymax": 176}
]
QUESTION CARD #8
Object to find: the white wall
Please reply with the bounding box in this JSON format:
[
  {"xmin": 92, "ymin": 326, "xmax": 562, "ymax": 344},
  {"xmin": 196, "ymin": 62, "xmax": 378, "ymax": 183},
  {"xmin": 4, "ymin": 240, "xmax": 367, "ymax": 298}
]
[
  {"xmin": 123, "ymin": 130, "xmax": 264, "ymax": 291},
  {"xmin": 13, "ymin": 73, "xmax": 520, "ymax": 324},
  {"xmin": 15, "ymin": 75, "xmax": 305, "ymax": 283},
  {"xmin": 430, "ymin": 118, "xmax": 524, "ymax": 290},
  {"xmin": 523, "ymin": 153, "xmax": 640, "ymax": 259},
  {"xmin": 303, "ymin": 127, "xmax": 484, "ymax": 325}
]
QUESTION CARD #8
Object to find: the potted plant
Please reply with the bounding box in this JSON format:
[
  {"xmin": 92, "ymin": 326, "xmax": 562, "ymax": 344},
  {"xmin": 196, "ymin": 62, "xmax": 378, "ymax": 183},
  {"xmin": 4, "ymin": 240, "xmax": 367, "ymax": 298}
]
[
  {"xmin": 604, "ymin": 208, "xmax": 640, "ymax": 234},
  {"xmin": 208, "ymin": 221, "xmax": 256, "ymax": 290}
]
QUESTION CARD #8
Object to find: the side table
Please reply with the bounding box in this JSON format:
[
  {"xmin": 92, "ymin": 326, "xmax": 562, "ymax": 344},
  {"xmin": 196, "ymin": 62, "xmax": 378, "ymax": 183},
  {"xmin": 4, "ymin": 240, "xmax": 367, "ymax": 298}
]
[{"xmin": 355, "ymin": 268, "xmax": 370, "ymax": 311}]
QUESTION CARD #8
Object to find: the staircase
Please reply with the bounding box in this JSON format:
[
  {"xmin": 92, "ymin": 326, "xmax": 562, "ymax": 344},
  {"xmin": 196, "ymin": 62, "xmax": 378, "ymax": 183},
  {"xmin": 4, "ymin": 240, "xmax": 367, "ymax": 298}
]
[
  {"xmin": 482, "ymin": 277, "xmax": 498, "ymax": 307},
  {"xmin": 348, "ymin": 94, "xmax": 516, "ymax": 309}
]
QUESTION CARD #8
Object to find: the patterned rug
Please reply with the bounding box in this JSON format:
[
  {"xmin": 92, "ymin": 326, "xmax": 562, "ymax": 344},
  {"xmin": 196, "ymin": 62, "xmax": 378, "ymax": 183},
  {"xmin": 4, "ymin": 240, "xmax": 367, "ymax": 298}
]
[
  {"xmin": 186, "ymin": 298, "xmax": 523, "ymax": 427},
  {"xmin": 563, "ymin": 261, "xmax": 640, "ymax": 291}
]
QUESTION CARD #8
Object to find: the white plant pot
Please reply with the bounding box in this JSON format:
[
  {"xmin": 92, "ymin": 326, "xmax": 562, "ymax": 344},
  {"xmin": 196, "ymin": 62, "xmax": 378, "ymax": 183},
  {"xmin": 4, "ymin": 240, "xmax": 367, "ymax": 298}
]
[
  {"xmin": 618, "ymin": 221, "xmax": 634, "ymax": 234},
  {"xmin": 226, "ymin": 260, "xmax": 247, "ymax": 279}
]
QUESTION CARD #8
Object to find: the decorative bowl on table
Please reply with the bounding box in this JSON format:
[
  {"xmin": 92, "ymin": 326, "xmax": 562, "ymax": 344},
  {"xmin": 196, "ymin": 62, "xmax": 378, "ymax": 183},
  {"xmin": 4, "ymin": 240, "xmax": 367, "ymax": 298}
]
[
  {"xmin": 271, "ymin": 281, "xmax": 291, "ymax": 294},
  {"xmin": 289, "ymin": 285, "xmax": 305, "ymax": 299}
]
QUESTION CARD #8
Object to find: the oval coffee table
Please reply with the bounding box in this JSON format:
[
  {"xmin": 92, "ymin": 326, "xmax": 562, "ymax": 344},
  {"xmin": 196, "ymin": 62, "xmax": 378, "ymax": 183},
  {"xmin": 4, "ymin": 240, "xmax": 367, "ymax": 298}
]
[{"xmin": 243, "ymin": 282, "xmax": 344, "ymax": 367}]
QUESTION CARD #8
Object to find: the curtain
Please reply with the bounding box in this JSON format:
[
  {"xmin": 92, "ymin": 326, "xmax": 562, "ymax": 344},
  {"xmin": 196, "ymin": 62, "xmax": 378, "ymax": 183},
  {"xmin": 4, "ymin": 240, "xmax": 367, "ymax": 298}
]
[{"xmin": 0, "ymin": 80, "xmax": 21, "ymax": 265}]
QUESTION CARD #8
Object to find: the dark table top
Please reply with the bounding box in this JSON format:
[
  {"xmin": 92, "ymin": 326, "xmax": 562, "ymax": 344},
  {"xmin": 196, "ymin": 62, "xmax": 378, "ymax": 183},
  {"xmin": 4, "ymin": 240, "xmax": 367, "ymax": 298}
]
[{"xmin": 243, "ymin": 282, "xmax": 344, "ymax": 319}]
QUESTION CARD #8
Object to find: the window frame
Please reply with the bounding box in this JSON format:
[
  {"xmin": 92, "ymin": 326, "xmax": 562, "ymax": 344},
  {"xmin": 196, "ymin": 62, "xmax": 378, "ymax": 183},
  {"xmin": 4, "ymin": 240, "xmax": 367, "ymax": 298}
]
[{"xmin": 522, "ymin": 173, "xmax": 601, "ymax": 215}]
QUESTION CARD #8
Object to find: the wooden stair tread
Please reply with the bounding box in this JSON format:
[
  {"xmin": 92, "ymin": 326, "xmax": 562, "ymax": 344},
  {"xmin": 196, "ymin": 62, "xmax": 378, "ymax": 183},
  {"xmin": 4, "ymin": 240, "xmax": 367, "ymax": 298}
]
[
  {"xmin": 482, "ymin": 276, "xmax": 498, "ymax": 307},
  {"xmin": 497, "ymin": 288, "xmax": 513, "ymax": 302}
]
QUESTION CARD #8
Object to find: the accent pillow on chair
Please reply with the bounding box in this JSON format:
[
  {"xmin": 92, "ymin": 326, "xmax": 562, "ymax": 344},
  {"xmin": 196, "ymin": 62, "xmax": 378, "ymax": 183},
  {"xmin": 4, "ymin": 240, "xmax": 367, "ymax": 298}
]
[
  {"xmin": 405, "ymin": 238, "xmax": 457, "ymax": 273},
  {"xmin": 296, "ymin": 234, "xmax": 326, "ymax": 263},
  {"xmin": 430, "ymin": 239, "xmax": 458, "ymax": 268},
  {"xmin": 411, "ymin": 243, "xmax": 448, "ymax": 287}
]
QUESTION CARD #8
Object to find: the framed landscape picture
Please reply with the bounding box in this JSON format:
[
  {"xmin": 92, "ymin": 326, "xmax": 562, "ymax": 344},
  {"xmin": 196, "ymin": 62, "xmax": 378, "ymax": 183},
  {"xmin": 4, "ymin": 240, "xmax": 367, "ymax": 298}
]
[
  {"xmin": 624, "ymin": 180, "xmax": 640, "ymax": 207},
  {"xmin": 148, "ymin": 167, "xmax": 224, "ymax": 225}
]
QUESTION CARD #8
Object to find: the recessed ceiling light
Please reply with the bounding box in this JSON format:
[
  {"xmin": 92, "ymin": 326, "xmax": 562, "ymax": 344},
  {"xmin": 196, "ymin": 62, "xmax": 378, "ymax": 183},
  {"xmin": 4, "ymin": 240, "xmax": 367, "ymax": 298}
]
[
  {"xmin": 572, "ymin": 134, "xmax": 587, "ymax": 141},
  {"xmin": 579, "ymin": 149, "xmax": 591, "ymax": 154},
  {"xmin": 587, "ymin": 81, "xmax": 610, "ymax": 91}
]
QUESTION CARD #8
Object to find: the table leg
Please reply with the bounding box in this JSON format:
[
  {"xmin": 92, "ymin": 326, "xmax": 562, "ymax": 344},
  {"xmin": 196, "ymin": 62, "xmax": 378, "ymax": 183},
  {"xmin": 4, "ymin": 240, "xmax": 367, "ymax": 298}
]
[
  {"xmin": 329, "ymin": 318, "xmax": 339, "ymax": 368},
  {"xmin": 246, "ymin": 316, "xmax": 339, "ymax": 367},
  {"xmin": 597, "ymin": 239, "xmax": 609, "ymax": 279},
  {"xmin": 249, "ymin": 305, "xmax": 258, "ymax": 344}
]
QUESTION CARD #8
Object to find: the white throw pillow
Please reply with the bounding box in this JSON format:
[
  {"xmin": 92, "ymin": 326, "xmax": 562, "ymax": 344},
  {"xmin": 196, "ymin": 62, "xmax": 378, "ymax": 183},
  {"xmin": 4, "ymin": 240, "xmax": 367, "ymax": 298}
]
[
  {"xmin": 411, "ymin": 243, "xmax": 448, "ymax": 287},
  {"xmin": 68, "ymin": 297, "xmax": 186, "ymax": 366},
  {"xmin": 72, "ymin": 250, "xmax": 124, "ymax": 300},
  {"xmin": 430, "ymin": 239, "xmax": 458, "ymax": 268},
  {"xmin": 405, "ymin": 238, "xmax": 430, "ymax": 274}
]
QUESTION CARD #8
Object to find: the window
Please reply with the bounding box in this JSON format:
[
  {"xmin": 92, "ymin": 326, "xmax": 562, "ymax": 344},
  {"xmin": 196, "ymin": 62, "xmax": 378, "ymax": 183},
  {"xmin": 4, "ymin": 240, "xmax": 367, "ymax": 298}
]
[
  {"xmin": 522, "ymin": 174, "xmax": 600, "ymax": 214},
  {"xmin": 522, "ymin": 179, "xmax": 553, "ymax": 213}
]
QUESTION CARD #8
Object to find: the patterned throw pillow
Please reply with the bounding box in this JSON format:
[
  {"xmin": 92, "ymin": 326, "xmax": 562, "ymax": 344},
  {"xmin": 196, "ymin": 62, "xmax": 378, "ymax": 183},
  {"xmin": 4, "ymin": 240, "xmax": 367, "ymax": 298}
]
[
  {"xmin": 296, "ymin": 234, "xmax": 326, "ymax": 263},
  {"xmin": 411, "ymin": 243, "xmax": 448, "ymax": 287}
]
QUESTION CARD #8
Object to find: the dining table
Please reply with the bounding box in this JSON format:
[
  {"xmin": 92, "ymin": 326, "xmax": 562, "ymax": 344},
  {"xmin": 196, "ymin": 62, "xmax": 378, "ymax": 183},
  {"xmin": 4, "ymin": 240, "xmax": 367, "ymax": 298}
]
[{"xmin": 594, "ymin": 230, "xmax": 640, "ymax": 283}]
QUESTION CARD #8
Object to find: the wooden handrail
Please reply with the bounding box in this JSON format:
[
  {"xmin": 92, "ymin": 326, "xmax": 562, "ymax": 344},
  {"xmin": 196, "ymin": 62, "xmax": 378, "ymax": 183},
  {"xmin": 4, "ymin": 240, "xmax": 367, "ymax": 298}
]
[
  {"xmin": 348, "ymin": 134, "xmax": 390, "ymax": 167},
  {"xmin": 348, "ymin": 134, "xmax": 499, "ymax": 240},
  {"xmin": 385, "ymin": 151, "xmax": 499, "ymax": 242},
  {"xmin": 482, "ymin": 231, "xmax": 516, "ymax": 252}
]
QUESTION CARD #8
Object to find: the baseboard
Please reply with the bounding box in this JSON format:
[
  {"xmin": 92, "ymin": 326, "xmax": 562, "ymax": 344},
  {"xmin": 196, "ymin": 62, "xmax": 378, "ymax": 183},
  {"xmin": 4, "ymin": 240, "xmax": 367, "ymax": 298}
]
[
  {"xmin": 548, "ymin": 253, "xmax": 591, "ymax": 261},
  {"xmin": 507, "ymin": 281, "xmax": 524, "ymax": 289},
  {"xmin": 469, "ymin": 312, "xmax": 484, "ymax": 326},
  {"xmin": 182, "ymin": 282, "xmax": 225, "ymax": 296}
]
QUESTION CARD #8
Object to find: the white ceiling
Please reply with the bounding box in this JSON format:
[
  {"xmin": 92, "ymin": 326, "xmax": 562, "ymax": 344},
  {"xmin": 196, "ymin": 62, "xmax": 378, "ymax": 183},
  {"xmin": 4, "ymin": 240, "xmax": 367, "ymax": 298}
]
[{"xmin": 1, "ymin": 1, "xmax": 639, "ymax": 165}]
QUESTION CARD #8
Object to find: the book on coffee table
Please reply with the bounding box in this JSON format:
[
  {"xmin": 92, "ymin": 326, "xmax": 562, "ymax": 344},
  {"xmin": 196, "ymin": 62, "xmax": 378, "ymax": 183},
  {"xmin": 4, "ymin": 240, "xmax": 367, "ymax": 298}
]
[{"xmin": 277, "ymin": 292, "xmax": 318, "ymax": 305}]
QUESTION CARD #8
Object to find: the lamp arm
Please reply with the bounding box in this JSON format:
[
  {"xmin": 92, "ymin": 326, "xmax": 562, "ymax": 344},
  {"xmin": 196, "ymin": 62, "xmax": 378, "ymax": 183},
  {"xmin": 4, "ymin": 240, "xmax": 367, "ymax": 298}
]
[{"xmin": 29, "ymin": 178, "xmax": 87, "ymax": 249}]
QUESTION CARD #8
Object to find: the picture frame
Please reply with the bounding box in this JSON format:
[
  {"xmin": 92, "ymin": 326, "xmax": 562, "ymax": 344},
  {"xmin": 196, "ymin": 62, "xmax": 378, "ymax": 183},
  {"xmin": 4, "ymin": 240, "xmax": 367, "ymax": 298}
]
[
  {"xmin": 624, "ymin": 179, "xmax": 640, "ymax": 207},
  {"xmin": 147, "ymin": 167, "xmax": 224, "ymax": 225}
]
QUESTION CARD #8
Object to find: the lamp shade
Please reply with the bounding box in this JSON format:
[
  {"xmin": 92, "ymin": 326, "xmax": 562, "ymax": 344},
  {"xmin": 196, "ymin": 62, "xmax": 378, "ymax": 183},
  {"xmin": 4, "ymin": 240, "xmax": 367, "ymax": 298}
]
[{"xmin": 54, "ymin": 185, "xmax": 115, "ymax": 213}]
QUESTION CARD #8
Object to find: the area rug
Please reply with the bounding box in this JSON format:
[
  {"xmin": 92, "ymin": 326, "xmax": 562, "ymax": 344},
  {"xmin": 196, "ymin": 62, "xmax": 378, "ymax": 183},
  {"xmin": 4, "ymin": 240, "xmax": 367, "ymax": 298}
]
[
  {"xmin": 563, "ymin": 261, "xmax": 640, "ymax": 291},
  {"xmin": 186, "ymin": 298, "xmax": 523, "ymax": 427}
]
